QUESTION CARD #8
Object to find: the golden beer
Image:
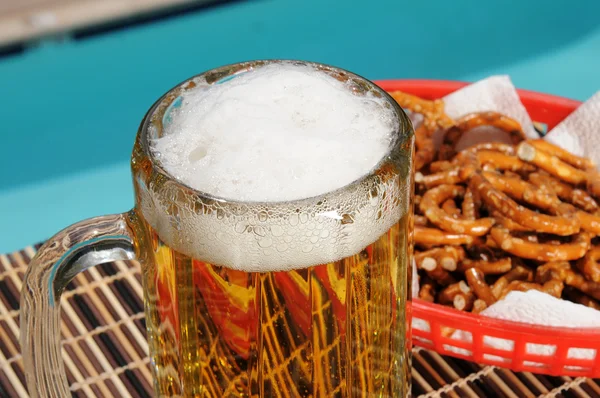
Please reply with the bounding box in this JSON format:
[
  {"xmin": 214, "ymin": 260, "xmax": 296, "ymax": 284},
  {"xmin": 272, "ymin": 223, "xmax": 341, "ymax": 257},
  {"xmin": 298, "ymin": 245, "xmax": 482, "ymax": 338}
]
[{"xmin": 142, "ymin": 214, "xmax": 411, "ymax": 397}]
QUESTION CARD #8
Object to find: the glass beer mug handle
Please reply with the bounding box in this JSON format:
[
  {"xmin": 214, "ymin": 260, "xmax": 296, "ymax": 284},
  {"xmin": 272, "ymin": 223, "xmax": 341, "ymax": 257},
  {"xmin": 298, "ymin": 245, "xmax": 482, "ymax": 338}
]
[{"xmin": 20, "ymin": 212, "xmax": 139, "ymax": 398}]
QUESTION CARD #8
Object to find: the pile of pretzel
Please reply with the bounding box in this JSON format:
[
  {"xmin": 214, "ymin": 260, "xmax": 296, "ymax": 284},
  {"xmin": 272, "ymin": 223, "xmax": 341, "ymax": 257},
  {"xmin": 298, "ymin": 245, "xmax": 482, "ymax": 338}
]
[{"xmin": 390, "ymin": 90, "xmax": 600, "ymax": 314}]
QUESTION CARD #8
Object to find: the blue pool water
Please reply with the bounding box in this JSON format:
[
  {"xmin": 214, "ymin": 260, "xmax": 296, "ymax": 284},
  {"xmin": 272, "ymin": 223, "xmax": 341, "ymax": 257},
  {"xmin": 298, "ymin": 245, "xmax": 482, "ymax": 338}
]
[{"xmin": 1, "ymin": 0, "xmax": 600, "ymax": 252}]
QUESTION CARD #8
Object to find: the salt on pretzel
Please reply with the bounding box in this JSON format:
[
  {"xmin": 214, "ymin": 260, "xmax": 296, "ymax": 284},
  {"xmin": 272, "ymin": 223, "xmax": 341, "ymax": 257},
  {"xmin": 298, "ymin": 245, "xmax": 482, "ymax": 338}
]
[
  {"xmin": 415, "ymin": 168, "xmax": 462, "ymax": 188},
  {"xmin": 461, "ymin": 142, "xmax": 516, "ymax": 156},
  {"xmin": 414, "ymin": 226, "xmax": 475, "ymax": 246},
  {"xmin": 420, "ymin": 185, "xmax": 495, "ymax": 236},
  {"xmin": 457, "ymin": 258, "xmax": 512, "ymax": 275},
  {"xmin": 490, "ymin": 227, "xmax": 590, "ymax": 261},
  {"xmin": 517, "ymin": 142, "xmax": 589, "ymax": 185},
  {"xmin": 529, "ymin": 172, "xmax": 598, "ymax": 213},
  {"xmin": 461, "ymin": 188, "xmax": 479, "ymax": 220},
  {"xmin": 469, "ymin": 172, "xmax": 580, "ymax": 236},
  {"xmin": 438, "ymin": 112, "xmax": 526, "ymax": 161},
  {"xmin": 528, "ymin": 139, "xmax": 595, "ymax": 170},
  {"xmin": 576, "ymin": 246, "xmax": 600, "ymax": 283},
  {"xmin": 465, "ymin": 268, "xmax": 496, "ymax": 306},
  {"xmin": 482, "ymin": 171, "xmax": 557, "ymax": 210}
]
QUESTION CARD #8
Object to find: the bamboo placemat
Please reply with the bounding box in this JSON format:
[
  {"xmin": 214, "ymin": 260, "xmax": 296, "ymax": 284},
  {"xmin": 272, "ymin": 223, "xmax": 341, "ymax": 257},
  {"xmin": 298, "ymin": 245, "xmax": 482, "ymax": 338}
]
[{"xmin": 2, "ymin": 246, "xmax": 600, "ymax": 397}]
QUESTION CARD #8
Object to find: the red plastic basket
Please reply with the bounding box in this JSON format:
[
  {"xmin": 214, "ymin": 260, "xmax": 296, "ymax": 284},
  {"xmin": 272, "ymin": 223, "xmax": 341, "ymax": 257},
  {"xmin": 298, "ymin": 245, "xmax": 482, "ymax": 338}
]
[{"xmin": 375, "ymin": 79, "xmax": 600, "ymax": 377}]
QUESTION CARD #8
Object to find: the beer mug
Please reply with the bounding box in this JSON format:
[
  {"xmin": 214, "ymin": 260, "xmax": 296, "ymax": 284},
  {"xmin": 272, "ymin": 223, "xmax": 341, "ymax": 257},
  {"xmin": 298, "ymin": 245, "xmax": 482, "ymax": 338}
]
[{"xmin": 21, "ymin": 60, "xmax": 414, "ymax": 397}]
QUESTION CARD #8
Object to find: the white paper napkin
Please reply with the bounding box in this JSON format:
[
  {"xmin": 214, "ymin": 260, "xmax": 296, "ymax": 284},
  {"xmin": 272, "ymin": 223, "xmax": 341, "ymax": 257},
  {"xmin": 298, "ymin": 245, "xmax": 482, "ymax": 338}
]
[
  {"xmin": 449, "ymin": 291, "xmax": 600, "ymax": 362},
  {"xmin": 544, "ymin": 91, "xmax": 600, "ymax": 166}
]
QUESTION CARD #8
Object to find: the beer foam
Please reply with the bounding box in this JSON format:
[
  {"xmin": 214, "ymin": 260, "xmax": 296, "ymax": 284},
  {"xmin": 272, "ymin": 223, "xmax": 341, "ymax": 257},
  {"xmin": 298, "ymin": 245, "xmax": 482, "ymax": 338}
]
[
  {"xmin": 140, "ymin": 62, "xmax": 410, "ymax": 271},
  {"xmin": 152, "ymin": 63, "xmax": 398, "ymax": 202}
]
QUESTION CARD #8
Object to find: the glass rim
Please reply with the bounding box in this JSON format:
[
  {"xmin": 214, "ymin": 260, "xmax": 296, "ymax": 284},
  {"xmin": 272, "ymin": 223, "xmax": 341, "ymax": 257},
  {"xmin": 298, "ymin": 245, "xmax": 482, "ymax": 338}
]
[{"xmin": 136, "ymin": 59, "xmax": 414, "ymax": 206}]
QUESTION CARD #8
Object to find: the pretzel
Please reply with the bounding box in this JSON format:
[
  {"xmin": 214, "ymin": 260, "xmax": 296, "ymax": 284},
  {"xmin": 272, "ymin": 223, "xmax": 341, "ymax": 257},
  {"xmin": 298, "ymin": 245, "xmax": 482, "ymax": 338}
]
[
  {"xmin": 470, "ymin": 172, "xmax": 580, "ymax": 236},
  {"xmin": 535, "ymin": 261, "xmax": 572, "ymax": 284},
  {"xmin": 442, "ymin": 199, "xmax": 461, "ymax": 218},
  {"xmin": 498, "ymin": 280, "xmax": 564, "ymax": 299},
  {"xmin": 527, "ymin": 139, "xmax": 595, "ymax": 170},
  {"xmin": 414, "ymin": 227, "xmax": 475, "ymax": 246},
  {"xmin": 465, "ymin": 268, "xmax": 496, "ymax": 306},
  {"xmin": 420, "ymin": 185, "xmax": 495, "ymax": 236},
  {"xmin": 419, "ymin": 283, "xmax": 436, "ymax": 302},
  {"xmin": 390, "ymin": 90, "xmax": 600, "ymax": 316},
  {"xmin": 490, "ymin": 227, "xmax": 590, "ymax": 261},
  {"xmin": 563, "ymin": 287, "xmax": 600, "ymax": 310},
  {"xmin": 389, "ymin": 91, "xmax": 454, "ymax": 170},
  {"xmin": 517, "ymin": 142, "xmax": 589, "ymax": 185},
  {"xmin": 438, "ymin": 281, "xmax": 471, "ymax": 304},
  {"xmin": 438, "ymin": 112, "xmax": 526, "ymax": 161},
  {"xmin": 576, "ymin": 246, "xmax": 600, "ymax": 283},
  {"xmin": 457, "ymin": 258, "xmax": 512, "ymax": 275},
  {"xmin": 415, "ymin": 252, "xmax": 456, "ymax": 286},
  {"xmin": 415, "ymin": 168, "xmax": 463, "ymax": 188},
  {"xmin": 462, "ymin": 188, "xmax": 478, "ymax": 220},
  {"xmin": 415, "ymin": 124, "xmax": 436, "ymax": 171},
  {"xmin": 462, "ymin": 142, "xmax": 516, "ymax": 156},
  {"xmin": 416, "ymin": 247, "xmax": 466, "ymax": 272},
  {"xmin": 482, "ymin": 171, "xmax": 557, "ymax": 210},
  {"xmin": 472, "ymin": 299, "xmax": 488, "ymax": 313},
  {"xmin": 414, "ymin": 215, "xmax": 429, "ymax": 226},
  {"xmin": 388, "ymin": 91, "xmax": 454, "ymax": 130},
  {"xmin": 564, "ymin": 270, "xmax": 600, "ymax": 301},
  {"xmin": 429, "ymin": 160, "xmax": 455, "ymax": 173},
  {"xmin": 491, "ymin": 265, "xmax": 534, "ymax": 298},
  {"xmin": 490, "ymin": 211, "xmax": 532, "ymax": 232},
  {"xmin": 586, "ymin": 170, "xmax": 600, "ymax": 200},
  {"xmin": 529, "ymin": 172, "xmax": 598, "ymax": 212},
  {"xmin": 475, "ymin": 151, "xmax": 537, "ymax": 173}
]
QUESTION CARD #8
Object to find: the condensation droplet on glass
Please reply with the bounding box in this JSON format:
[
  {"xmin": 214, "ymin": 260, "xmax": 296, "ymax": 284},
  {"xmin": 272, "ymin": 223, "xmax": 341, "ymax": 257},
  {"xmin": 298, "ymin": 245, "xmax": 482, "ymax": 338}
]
[
  {"xmin": 234, "ymin": 221, "xmax": 247, "ymax": 234},
  {"xmin": 276, "ymin": 243, "xmax": 288, "ymax": 252},
  {"xmin": 216, "ymin": 208, "xmax": 225, "ymax": 219},
  {"xmin": 289, "ymin": 214, "xmax": 299, "ymax": 226},
  {"xmin": 253, "ymin": 226, "xmax": 266, "ymax": 237},
  {"xmin": 299, "ymin": 213, "xmax": 309, "ymax": 224},
  {"xmin": 258, "ymin": 237, "xmax": 273, "ymax": 248},
  {"xmin": 284, "ymin": 235, "xmax": 293, "ymax": 243},
  {"xmin": 271, "ymin": 225, "xmax": 284, "ymax": 237},
  {"xmin": 258, "ymin": 211, "xmax": 268, "ymax": 222},
  {"xmin": 320, "ymin": 229, "xmax": 330, "ymax": 238},
  {"xmin": 310, "ymin": 236, "xmax": 319, "ymax": 244},
  {"xmin": 302, "ymin": 244, "xmax": 313, "ymax": 253}
]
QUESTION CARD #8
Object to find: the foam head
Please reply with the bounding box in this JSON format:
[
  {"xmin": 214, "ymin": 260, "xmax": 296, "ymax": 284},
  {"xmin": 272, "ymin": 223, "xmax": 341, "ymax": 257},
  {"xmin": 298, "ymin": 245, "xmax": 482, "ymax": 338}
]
[
  {"xmin": 139, "ymin": 61, "xmax": 412, "ymax": 271},
  {"xmin": 151, "ymin": 62, "xmax": 399, "ymax": 202}
]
